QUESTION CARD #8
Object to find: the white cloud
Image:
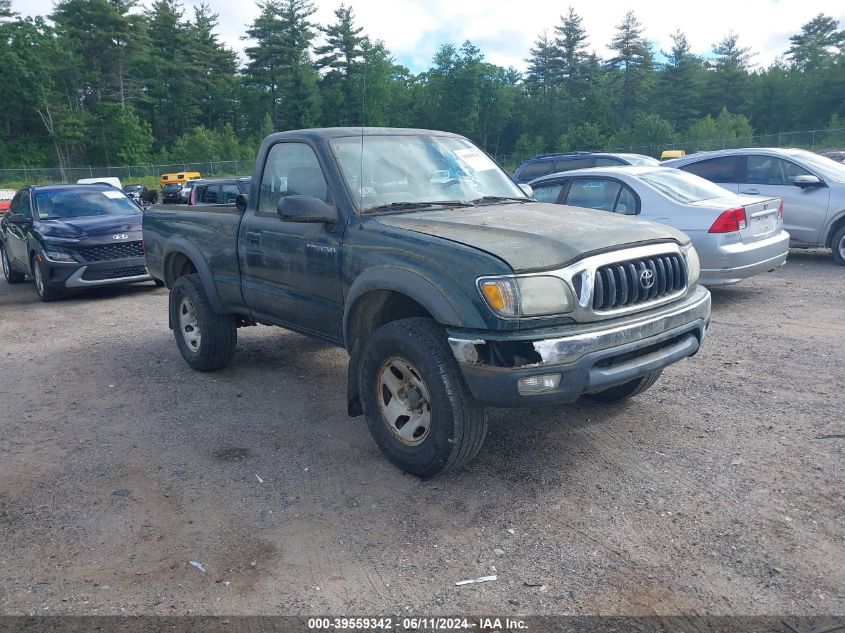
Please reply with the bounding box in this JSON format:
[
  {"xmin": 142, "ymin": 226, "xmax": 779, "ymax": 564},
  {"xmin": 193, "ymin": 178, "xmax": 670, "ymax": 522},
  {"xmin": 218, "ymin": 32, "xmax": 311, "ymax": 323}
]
[{"xmin": 13, "ymin": 0, "xmax": 845, "ymax": 72}]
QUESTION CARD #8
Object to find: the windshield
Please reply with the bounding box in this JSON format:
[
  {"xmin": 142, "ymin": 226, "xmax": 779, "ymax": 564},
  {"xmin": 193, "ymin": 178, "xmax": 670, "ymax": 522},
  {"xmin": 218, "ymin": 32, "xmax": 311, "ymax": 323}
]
[
  {"xmin": 33, "ymin": 189, "xmax": 141, "ymax": 219},
  {"xmin": 329, "ymin": 134, "xmax": 525, "ymax": 213},
  {"xmin": 785, "ymin": 150, "xmax": 845, "ymax": 183},
  {"xmin": 639, "ymin": 169, "xmax": 734, "ymax": 203}
]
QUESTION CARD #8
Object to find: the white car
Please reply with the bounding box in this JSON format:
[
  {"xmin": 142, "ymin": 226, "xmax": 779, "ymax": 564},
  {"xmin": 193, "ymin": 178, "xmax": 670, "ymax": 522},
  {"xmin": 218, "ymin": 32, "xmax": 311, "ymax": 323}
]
[
  {"xmin": 529, "ymin": 166, "xmax": 790, "ymax": 286},
  {"xmin": 664, "ymin": 148, "xmax": 845, "ymax": 265}
]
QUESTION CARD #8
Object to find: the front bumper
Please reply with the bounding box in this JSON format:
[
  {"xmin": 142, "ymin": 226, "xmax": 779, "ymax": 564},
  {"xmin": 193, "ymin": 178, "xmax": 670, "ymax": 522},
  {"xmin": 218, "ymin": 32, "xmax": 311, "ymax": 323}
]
[
  {"xmin": 41, "ymin": 256, "xmax": 152, "ymax": 288},
  {"xmin": 447, "ymin": 286, "xmax": 711, "ymax": 407}
]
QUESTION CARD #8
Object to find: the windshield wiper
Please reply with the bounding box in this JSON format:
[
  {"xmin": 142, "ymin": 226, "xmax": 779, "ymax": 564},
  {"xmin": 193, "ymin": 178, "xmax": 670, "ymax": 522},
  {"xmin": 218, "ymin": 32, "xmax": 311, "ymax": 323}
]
[
  {"xmin": 469, "ymin": 196, "xmax": 531, "ymax": 205},
  {"xmin": 361, "ymin": 200, "xmax": 474, "ymax": 216}
]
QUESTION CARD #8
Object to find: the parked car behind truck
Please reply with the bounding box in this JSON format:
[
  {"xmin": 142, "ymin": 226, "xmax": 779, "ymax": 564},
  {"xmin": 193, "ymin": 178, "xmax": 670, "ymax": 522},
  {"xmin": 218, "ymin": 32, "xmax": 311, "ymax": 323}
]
[
  {"xmin": 665, "ymin": 148, "xmax": 845, "ymax": 265},
  {"xmin": 143, "ymin": 127, "xmax": 711, "ymax": 477}
]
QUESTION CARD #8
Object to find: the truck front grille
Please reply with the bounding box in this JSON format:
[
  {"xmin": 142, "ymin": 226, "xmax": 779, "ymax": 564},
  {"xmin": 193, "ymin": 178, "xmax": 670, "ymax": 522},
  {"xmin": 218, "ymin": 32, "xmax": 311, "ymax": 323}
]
[
  {"xmin": 593, "ymin": 253, "xmax": 686, "ymax": 311},
  {"xmin": 76, "ymin": 241, "xmax": 143, "ymax": 262}
]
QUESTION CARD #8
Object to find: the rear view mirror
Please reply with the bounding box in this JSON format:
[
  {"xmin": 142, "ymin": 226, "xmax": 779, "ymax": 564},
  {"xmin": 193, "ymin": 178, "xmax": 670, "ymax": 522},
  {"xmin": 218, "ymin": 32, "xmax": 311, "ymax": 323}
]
[
  {"xmin": 519, "ymin": 184, "xmax": 534, "ymax": 198},
  {"xmin": 235, "ymin": 193, "xmax": 249, "ymax": 212},
  {"xmin": 794, "ymin": 175, "xmax": 823, "ymax": 189},
  {"xmin": 277, "ymin": 196, "xmax": 337, "ymax": 224}
]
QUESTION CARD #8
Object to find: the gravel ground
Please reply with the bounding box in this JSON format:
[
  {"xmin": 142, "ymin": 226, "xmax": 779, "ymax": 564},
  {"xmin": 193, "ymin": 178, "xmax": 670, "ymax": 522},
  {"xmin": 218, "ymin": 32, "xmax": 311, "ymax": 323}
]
[{"xmin": 0, "ymin": 249, "xmax": 842, "ymax": 617}]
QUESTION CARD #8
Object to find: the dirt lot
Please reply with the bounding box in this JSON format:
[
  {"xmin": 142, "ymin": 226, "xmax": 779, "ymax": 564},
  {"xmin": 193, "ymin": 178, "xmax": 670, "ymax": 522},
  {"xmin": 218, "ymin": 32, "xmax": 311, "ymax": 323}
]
[{"xmin": 0, "ymin": 249, "xmax": 842, "ymax": 617}]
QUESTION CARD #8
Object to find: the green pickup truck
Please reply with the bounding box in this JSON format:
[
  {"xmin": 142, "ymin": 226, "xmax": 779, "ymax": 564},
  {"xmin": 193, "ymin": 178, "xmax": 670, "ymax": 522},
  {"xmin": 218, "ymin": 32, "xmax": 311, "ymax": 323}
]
[{"xmin": 143, "ymin": 127, "xmax": 711, "ymax": 477}]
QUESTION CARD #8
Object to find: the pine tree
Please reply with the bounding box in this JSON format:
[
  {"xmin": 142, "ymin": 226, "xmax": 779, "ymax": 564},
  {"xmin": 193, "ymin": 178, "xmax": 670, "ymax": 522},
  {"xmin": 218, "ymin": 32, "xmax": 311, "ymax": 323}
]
[
  {"xmin": 787, "ymin": 14, "xmax": 844, "ymax": 72},
  {"xmin": 314, "ymin": 4, "xmax": 365, "ymax": 126},
  {"xmin": 705, "ymin": 32, "xmax": 754, "ymax": 116},
  {"xmin": 655, "ymin": 30, "xmax": 706, "ymax": 130},
  {"xmin": 606, "ymin": 11, "xmax": 654, "ymax": 125}
]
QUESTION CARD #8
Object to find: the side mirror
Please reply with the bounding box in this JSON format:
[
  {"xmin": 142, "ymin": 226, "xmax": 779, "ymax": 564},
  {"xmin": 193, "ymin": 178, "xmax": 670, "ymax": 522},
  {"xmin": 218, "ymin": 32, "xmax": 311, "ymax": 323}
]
[
  {"xmin": 277, "ymin": 196, "xmax": 337, "ymax": 224},
  {"xmin": 794, "ymin": 174, "xmax": 823, "ymax": 189},
  {"xmin": 6, "ymin": 213, "xmax": 30, "ymax": 224},
  {"xmin": 235, "ymin": 193, "xmax": 249, "ymax": 213},
  {"xmin": 519, "ymin": 184, "xmax": 534, "ymax": 198}
]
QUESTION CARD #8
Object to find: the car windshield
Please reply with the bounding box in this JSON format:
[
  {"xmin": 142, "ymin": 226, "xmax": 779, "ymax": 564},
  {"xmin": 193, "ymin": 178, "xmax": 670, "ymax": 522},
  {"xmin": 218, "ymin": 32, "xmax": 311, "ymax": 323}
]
[
  {"xmin": 33, "ymin": 189, "xmax": 141, "ymax": 219},
  {"xmin": 639, "ymin": 169, "xmax": 733, "ymax": 203},
  {"xmin": 329, "ymin": 134, "xmax": 526, "ymax": 213},
  {"xmin": 622, "ymin": 154, "xmax": 660, "ymax": 166},
  {"xmin": 164, "ymin": 184, "xmax": 181, "ymax": 191},
  {"xmin": 785, "ymin": 150, "xmax": 845, "ymax": 183}
]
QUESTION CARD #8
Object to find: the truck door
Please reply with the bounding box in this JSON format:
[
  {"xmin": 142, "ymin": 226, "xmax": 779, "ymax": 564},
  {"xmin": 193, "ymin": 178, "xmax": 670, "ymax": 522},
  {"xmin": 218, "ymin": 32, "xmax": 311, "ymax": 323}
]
[
  {"xmin": 5, "ymin": 191, "xmax": 32, "ymax": 267},
  {"xmin": 239, "ymin": 141, "xmax": 345, "ymax": 341}
]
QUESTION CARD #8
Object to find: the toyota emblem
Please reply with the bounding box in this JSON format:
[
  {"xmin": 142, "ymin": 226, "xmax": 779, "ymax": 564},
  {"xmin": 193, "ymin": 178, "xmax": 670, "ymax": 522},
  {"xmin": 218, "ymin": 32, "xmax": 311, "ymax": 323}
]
[
  {"xmin": 640, "ymin": 269, "xmax": 655, "ymax": 289},
  {"xmin": 113, "ymin": 234, "xmax": 129, "ymax": 240}
]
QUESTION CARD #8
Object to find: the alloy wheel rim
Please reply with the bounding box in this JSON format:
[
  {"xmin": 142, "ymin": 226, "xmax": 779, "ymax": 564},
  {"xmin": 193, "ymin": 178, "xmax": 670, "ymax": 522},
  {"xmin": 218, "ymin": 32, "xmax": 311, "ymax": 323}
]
[
  {"xmin": 33, "ymin": 262, "xmax": 43, "ymax": 295},
  {"xmin": 839, "ymin": 235, "xmax": 845, "ymax": 260},
  {"xmin": 376, "ymin": 356, "xmax": 432, "ymax": 447},
  {"xmin": 178, "ymin": 297, "xmax": 201, "ymax": 352}
]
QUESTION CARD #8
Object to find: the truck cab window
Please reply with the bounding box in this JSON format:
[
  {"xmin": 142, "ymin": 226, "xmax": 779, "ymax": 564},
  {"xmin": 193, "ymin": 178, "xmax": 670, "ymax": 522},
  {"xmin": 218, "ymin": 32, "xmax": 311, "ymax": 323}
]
[{"xmin": 259, "ymin": 143, "xmax": 329, "ymax": 215}]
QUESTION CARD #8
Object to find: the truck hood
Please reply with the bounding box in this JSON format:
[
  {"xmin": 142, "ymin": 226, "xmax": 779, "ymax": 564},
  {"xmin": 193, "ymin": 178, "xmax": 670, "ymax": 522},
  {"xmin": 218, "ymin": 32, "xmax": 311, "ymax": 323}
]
[
  {"xmin": 375, "ymin": 202, "xmax": 690, "ymax": 272},
  {"xmin": 36, "ymin": 214, "xmax": 143, "ymax": 239}
]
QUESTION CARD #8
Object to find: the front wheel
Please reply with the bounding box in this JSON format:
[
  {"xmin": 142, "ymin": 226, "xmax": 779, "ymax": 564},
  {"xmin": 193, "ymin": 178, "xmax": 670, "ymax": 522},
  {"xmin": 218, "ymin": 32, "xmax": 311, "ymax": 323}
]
[
  {"xmin": 359, "ymin": 317, "xmax": 487, "ymax": 478},
  {"xmin": 1, "ymin": 244, "xmax": 25, "ymax": 284},
  {"xmin": 585, "ymin": 369, "xmax": 663, "ymax": 403},
  {"xmin": 168, "ymin": 274, "xmax": 237, "ymax": 371},
  {"xmin": 31, "ymin": 255, "xmax": 63, "ymax": 302},
  {"xmin": 832, "ymin": 224, "xmax": 845, "ymax": 266}
]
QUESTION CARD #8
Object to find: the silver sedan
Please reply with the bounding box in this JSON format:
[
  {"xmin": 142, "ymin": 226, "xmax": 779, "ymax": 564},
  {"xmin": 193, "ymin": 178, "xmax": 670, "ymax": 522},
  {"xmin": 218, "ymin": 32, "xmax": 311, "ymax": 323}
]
[{"xmin": 529, "ymin": 166, "xmax": 790, "ymax": 286}]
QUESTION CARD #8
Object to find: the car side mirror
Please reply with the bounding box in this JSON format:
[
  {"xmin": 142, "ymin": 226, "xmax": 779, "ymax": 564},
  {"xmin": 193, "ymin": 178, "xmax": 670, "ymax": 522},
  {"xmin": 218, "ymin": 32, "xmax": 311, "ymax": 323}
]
[
  {"xmin": 6, "ymin": 213, "xmax": 30, "ymax": 224},
  {"xmin": 235, "ymin": 193, "xmax": 249, "ymax": 212},
  {"xmin": 277, "ymin": 196, "xmax": 337, "ymax": 224},
  {"xmin": 794, "ymin": 174, "xmax": 823, "ymax": 189},
  {"xmin": 519, "ymin": 184, "xmax": 534, "ymax": 198}
]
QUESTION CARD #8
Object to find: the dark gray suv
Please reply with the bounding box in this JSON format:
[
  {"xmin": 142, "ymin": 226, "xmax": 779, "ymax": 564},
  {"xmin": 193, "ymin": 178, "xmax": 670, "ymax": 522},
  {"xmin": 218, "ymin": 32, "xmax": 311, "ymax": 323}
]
[{"xmin": 513, "ymin": 152, "xmax": 659, "ymax": 183}]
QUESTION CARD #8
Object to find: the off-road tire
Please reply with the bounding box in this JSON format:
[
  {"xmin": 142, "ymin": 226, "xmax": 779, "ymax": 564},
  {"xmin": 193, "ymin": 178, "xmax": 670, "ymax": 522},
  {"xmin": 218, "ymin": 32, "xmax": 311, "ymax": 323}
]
[
  {"xmin": 1, "ymin": 243, "xmax": 25, "ymax": 284},
  {"xmin": 359, "ymin": 317, "xmax": 487, "ymax": 478},
  {"xmin": 31, "ymin": 254, "xmax": 63, "ymax": 302},
  {"xmin": 586, "ymin": 369, "xmax": 663, "ymax": 403},
  {"xmin": 169, "ymin": 273, "xmax": 237, "ymax": 371},
  {"xmin": 831, "ymin": 224, "xmax": 845, "ymax": 266}
]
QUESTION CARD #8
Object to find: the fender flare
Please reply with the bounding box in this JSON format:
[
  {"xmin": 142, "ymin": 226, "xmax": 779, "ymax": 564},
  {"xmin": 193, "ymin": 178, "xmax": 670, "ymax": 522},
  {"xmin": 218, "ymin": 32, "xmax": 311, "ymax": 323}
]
[
  {"xmin": 161, "ymin": 238, "xmax": 226, "ymax": 314},
  {"xmin": 343, "ymin": 267, "xmax": 464, "ymax": 349},
  {"xmin": 823, "ymin": 209, "xmax": 845, "ymax": 247}
]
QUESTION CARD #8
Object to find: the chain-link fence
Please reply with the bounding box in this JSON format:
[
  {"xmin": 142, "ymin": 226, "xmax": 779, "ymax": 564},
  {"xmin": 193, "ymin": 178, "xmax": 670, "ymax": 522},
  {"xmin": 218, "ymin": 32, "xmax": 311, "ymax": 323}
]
[
  {"xmin": 3, "ymin": 128, "xmax": 845, "ymax": 186},
  {"xmin": 0, "ymin": 160, "xmax": 253, "ymax": 187}
]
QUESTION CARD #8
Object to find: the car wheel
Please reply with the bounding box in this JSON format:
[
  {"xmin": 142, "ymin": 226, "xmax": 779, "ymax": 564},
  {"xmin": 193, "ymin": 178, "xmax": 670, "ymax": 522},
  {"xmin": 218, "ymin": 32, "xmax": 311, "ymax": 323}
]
[
  {"xmin": 1, "ymin": 243, "xmax": 25, "ymax": 284},
  {"xmin": 832, "ymin": 224, "xmax": 845, "ymax": 266},
  {"xmin": 31, "ymin": 254, "xmax": 62, "ymax": 302},
  {"xmin": 585, "ymin": 369, "xmax": 663, "ymax": 403},
  {"xmin": 169, "ymin": 273, "xmax": 237, "ymax": 371},
  {"xmin": 359, "ymin": 317, "xmax": 487, "ymax": 478}
]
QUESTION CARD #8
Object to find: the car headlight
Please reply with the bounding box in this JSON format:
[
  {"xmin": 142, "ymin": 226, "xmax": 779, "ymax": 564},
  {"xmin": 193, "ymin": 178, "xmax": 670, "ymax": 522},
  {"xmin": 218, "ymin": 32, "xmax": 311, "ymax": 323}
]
[
  {"xmin": 683, "ymin": 244, "xmax": 700, "ymax": 286},
  {"xmin": 43, "ymin": 248, "xmax": 77, "ymax": 263},
  {"xmin": 478, "ymin": 275, "xmax": 574, "ymax": 318}
]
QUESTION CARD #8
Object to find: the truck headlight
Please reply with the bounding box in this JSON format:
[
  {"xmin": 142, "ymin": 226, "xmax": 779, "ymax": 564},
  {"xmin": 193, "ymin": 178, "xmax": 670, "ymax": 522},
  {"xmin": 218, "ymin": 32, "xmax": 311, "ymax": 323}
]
[
  {"xmin": 683, "ymin": 244, "xmax": 700, "ymax": 286},
  {"xmin": 478, "ymin": 275, "xmax": 574, "ymax": 318},
  {"xmin": 43, "ymin": 249, "xmax": 77, "ymax": 263}
]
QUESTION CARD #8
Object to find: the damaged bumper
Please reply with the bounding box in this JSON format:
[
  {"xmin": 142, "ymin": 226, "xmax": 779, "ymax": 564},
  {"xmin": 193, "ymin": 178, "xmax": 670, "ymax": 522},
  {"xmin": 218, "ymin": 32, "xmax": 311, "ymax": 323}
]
[{"xmin": 447, "ymin": 285, "xmax": 711, "ymax": 407}]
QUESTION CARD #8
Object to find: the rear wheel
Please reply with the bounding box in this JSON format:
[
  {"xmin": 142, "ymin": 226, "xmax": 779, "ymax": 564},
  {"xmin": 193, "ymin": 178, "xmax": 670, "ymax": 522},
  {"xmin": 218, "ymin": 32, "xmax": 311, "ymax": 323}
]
[
  {"xmin": 586, "ymin": 369, "xmax": 663, "ymax": 403},
  {"xmin": 169, "ymin": 274, "xmax": 237, "ymax": 371},
  {"xmin": 359, "ymin": 317, "xmax": 487, "ymax": 478},
  {"xmin": 31, "ymin": 254, "xmax": 62, "ymax": 302},
  {"xmin": 1, "ymin": 243, "xmax": 25, "ymax": 284},
  {"xmin": 832, "ymin": 224, "xmax": 845, "ymax": 266}
]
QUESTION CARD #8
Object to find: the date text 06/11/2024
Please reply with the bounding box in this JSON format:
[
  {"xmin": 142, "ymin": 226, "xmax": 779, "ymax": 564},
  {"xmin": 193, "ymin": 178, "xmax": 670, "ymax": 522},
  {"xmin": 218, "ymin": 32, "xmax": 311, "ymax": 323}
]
[{"xmin": 306, "ymin": 617, "xmax": 529, "ymax": 630}]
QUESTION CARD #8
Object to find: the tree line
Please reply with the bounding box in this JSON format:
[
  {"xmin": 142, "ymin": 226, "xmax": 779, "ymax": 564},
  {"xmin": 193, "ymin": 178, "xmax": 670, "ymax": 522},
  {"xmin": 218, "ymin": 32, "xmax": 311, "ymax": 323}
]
[{"xmin": 1, "ymin": 0, "xmax": 844, "ymax": 171}]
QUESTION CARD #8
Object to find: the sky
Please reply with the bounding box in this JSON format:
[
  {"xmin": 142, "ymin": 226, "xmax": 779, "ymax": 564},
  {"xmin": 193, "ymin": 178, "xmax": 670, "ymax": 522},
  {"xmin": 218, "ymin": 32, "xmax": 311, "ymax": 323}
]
[{"xmin": 14, "ymin": 0, "xmax": 845, "ymax": 73}]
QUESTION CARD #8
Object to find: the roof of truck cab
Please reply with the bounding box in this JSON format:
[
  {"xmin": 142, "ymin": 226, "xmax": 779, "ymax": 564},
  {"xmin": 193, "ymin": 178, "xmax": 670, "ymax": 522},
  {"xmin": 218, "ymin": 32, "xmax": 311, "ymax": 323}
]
[{"xmin": 266, "ymin": 127, "xmax": 465, "ymax": 141}]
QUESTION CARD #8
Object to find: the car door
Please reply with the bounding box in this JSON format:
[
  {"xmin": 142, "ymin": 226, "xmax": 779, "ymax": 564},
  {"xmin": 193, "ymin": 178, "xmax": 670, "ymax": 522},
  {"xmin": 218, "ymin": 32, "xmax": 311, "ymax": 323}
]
[
  {"xmin": 739, "ymin": 154, "xmax": 830, "ymax": 245},
  {"xmin": 239, "ymin": 141, "xmax": 346, "ymax": 341},
  {"xmin": 679, "ymin": 156, "xmax": 740, "ymax": 193},
  {"xmin": 5, "ymin": 190, "xmax": 32, "ymax": 267},
  {"xmin": 561, "ymin": 177, "xmax": 640, "ymax": 216}
]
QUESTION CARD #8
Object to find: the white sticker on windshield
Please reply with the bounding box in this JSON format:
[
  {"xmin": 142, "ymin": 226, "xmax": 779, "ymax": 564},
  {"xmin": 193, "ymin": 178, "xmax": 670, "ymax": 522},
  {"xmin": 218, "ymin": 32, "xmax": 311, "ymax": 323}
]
[
  {"xmin": 454, "ymin": 148, "xmax": 497, "ymax": 172},
  {"xmin": 102, "ymin": 191, "xmax": 125, "ymax": 199}
]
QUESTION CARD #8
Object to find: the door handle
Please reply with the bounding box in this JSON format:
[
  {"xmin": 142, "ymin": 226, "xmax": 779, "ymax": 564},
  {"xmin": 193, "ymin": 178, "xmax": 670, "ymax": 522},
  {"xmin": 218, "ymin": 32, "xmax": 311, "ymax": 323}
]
[
  {"xmin": 246, "ymin": 231, "xmax": 261, "ymax": 244},
  {"xmin": 740, "ymin": 189, "xmax": 760, "ymax": 195}
]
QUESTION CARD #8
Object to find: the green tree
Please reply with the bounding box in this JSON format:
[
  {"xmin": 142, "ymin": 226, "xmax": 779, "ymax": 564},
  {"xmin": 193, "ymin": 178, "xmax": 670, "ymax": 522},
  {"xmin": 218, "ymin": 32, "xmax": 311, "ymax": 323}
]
[
  {"xmin": 787, "ymin": 13, "xmax": 844, "ymax": 72},
  {"xmin": 705, "ymin": 32, "xmax": 754, "ymax": 116},
  {"xmin": 315, "ymin": 5, "xmax": 365, "ymax": 126},
  {"xmin": 606, "ymin": 11, "xmax": 655, "ymax": 125},
  {"xmin": 655, "ymin": 30, "xmax": 706, "ymax": 130},
  {"xmin": 556, "ymin": 122, "xmax": 608, "ymax": 151}
]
